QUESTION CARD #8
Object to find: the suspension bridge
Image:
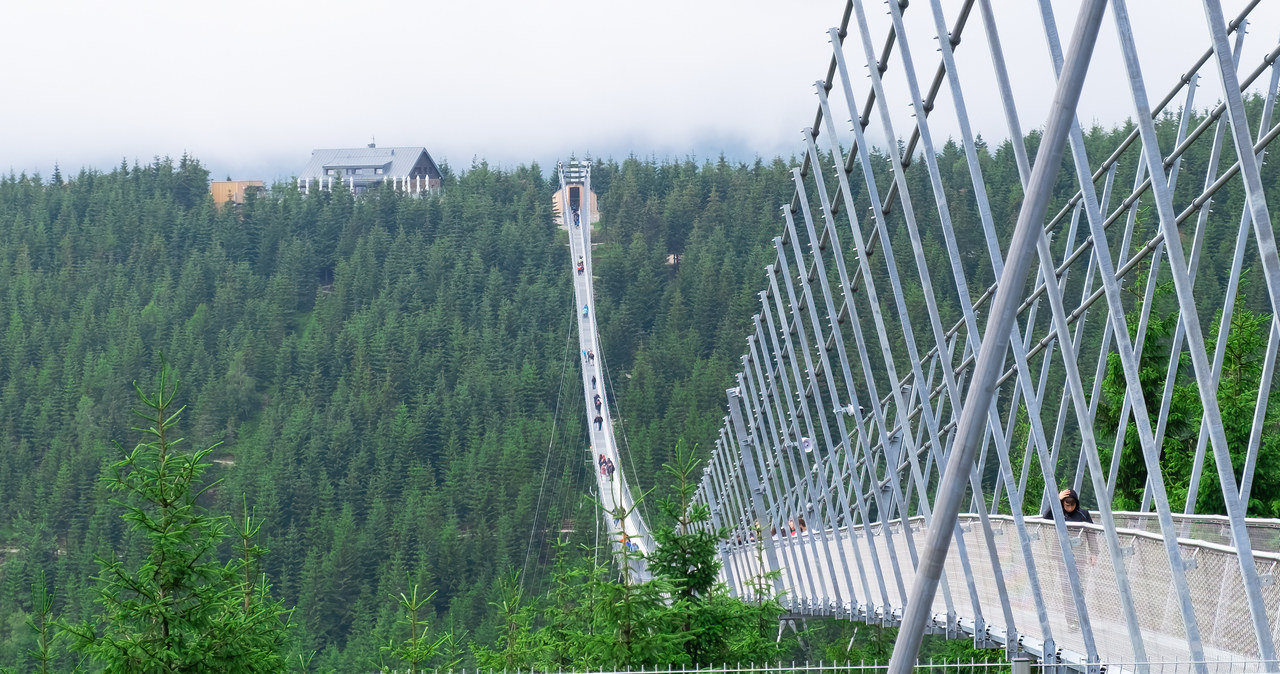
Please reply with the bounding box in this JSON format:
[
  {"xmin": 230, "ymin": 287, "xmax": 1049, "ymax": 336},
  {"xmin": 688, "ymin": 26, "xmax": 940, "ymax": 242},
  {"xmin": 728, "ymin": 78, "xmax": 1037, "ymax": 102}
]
[
  {"xmin": 562, "ymin": 1, "xmax": 1280, "ymax": 672},
  {"xmin": 560, "ymin": 160, "xmax": 655, "ymax": 575}
]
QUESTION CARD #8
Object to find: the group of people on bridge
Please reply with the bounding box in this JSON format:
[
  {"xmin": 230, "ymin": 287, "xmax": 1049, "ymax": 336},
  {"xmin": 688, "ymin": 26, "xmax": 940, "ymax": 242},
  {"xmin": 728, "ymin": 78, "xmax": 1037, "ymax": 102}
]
[
  {"xmin": 729, "ymin": 491, "xmax": 1094, "ymax": 548},
  {"xmin": 583, "ymin": 348, "xmax": 603, "ymax": 429},
  {"xmin": 572, "ymin": 194, "xmax": 634, "ymax": 551},
  {"xmin": 775, "ymin": 518, "xmax": 808, "ymax": 537},
  {"xmin": 598, "ymin": 453, "xmax": 616, "ymax": 480}
]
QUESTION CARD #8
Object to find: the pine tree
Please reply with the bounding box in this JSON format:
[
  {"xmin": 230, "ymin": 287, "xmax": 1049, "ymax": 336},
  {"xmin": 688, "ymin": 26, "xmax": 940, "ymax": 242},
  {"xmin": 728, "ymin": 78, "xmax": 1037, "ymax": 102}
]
[
  {"xmin": 379, "ymin": 584, "xmax": 450, "ymax": 674},
  {"xmin": 61, "ymin": 361, "xmax": 294, "ymax": 672}
]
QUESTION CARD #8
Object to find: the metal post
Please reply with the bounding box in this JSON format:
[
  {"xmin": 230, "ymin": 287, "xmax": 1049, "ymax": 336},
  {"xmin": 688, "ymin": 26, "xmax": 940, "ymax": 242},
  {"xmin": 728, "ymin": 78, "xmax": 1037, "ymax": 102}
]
[
  {"xmin": 704, "ymin": 476, "xmax": 739, "ymax": 597},
  {"xmin": 885, "ymin": 2, "xmax": 1106, "ymax": 672},
  {"xmin": 736, "ymin": 368, "xmax": 805, "ymax": 598},
  {"xmin": 727, "ymin": 389, "xmax": 784, "ymax": 598},
  {"xmin": 743, "ymin": 338, "xmax": 823, "ymax": 601},
  {"xmin": 1116, "ymin": 0, "xmax": 1279, "ymax": 663}
]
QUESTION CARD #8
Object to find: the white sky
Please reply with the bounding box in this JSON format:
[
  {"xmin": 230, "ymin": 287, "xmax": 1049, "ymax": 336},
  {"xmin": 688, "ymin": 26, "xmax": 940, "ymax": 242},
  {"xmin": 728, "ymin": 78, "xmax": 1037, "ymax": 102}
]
[{"xmin": 1, "ymin": 0, "xmax": 1277, "ymax": 182}]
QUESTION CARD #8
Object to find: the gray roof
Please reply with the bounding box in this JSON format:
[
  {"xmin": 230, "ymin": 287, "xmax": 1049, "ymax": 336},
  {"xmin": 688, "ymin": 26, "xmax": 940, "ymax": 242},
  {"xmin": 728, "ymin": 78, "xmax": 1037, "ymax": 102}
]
[{"xmin": 298, "ymin": 146, "xmax": 442, "ymax": 182}]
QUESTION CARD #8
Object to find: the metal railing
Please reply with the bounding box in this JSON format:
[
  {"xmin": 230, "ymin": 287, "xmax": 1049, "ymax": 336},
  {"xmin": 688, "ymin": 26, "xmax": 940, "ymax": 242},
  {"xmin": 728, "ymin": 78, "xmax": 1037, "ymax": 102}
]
[
  {"xmin": 389, "ymin": 660, "xmax": 1280, "ymax": 674},
  {"xmin": 723, "ymin": 514, "xmax": 1280, "ymax": 667}
]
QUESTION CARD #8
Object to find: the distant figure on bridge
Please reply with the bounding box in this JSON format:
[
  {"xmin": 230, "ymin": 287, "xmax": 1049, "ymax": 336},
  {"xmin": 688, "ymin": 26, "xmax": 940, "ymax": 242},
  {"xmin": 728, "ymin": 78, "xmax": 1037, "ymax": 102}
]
[
  {"xmin": 594, "ymin": 414, "xmax": 603, "ymax": 430},
  {"xmin": 594, "ymin": 393, "xmax": 602, "ymax": 413},
  {"xmin": 1043, "ymin": 487, "xmax": 1095, "ymax": 630},
  {"xmin": 1043, "ymin": 488, "xmax": 1093, "ymax": 523},
  {"xmin": 591, "ymin": 375, "xmax": 597, "ymax": 389},
  {"xmin": 582, "ymin": 304, "xmax": 589, "ymax": 318},
  {"xmin": 573, "ymin": 208, "xmax": 580, "ymax": 226},
  {"xmin": 587, "ymin": 349, "xmax": 594, "ymax": 363},
  {"xmin": 605, "ymin": 458, "xmax": 615, "ymax": 480}
]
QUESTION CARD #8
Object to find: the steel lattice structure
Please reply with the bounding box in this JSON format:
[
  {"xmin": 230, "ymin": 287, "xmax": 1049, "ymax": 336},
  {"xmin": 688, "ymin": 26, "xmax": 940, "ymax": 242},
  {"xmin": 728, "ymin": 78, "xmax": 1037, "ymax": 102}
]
[{"xmin": 675, "ymin": 1, "xmax": 1280, "ymax": 672}]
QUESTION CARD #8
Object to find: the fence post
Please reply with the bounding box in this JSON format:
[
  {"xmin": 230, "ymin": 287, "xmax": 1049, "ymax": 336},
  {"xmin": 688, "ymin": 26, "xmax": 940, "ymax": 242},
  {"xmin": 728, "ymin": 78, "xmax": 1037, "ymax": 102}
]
[{"xmin": 1011, "ymin": 658, "xmax": 1031, "ymax": 674}]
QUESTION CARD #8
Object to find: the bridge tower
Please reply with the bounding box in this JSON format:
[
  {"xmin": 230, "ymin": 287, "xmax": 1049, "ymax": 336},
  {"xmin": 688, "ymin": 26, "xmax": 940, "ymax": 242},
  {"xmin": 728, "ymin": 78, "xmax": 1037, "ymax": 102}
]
[{"xmin": 552, "ymin": 160, "xmax": 599, "ymax": 227}]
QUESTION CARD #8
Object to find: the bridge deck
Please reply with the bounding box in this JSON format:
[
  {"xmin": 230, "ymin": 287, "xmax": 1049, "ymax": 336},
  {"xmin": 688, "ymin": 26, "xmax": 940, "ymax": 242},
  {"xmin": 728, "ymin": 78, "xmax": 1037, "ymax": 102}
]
[
  {"xmin": 723, "ymin": 514, "xmax": 1280, "ymax": 669},
  {"xmin": 562, "ymin": 161, "xmax": 653, "ymax": 571}
]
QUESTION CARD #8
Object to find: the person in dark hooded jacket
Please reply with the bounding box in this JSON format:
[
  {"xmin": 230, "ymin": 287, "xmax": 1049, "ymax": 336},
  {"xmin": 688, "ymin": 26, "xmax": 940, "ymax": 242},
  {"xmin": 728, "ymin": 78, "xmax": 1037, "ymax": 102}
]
[
  {"xmin": 1043, "ymin": 488, "xmax": 1092, "ymax": 523},
  {"xmin": 1043, "ymin": 487, "xmax": 1094, "ymax": 630}
]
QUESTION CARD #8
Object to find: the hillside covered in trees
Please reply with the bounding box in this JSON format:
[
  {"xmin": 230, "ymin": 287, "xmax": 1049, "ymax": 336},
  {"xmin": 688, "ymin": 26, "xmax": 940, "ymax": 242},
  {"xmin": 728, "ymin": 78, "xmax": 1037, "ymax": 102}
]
[
  {"xmin": 0, "ymin": 152, "xmax": 799, "ymax": 669},
  {"xmin": 1, "ymin": 98, "xmax": 1279, "ymax": 670}
]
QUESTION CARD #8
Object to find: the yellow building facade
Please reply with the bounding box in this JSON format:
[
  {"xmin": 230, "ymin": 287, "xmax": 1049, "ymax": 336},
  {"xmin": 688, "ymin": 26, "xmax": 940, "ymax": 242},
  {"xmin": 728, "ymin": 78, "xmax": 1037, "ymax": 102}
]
[{"xmin": 210, "ymin": 180, "xmax": 265, "ymax": 207}]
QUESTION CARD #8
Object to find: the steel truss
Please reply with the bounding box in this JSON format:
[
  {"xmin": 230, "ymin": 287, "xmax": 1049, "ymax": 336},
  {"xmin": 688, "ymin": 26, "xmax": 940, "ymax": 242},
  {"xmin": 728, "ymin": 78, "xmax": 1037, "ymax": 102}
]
[{"xmin": 691, "ymin": 2, "xmax": 1280, "ymax": 672}]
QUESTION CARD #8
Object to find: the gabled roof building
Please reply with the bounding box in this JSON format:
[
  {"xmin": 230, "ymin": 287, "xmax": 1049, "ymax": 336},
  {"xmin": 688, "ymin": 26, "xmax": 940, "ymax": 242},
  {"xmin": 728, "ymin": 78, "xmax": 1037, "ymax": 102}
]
[{"xmin": 297, "ymin": 144, "xmax": 442, "ymax": 195}]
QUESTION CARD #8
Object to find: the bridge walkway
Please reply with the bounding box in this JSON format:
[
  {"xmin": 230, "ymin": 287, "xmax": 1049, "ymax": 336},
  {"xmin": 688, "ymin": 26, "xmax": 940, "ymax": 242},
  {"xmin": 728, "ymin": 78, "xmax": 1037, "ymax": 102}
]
[
  {"xmin": 561, "ymin": 162, "xmax": 654, "ymax": 574},
  {"xmin": 722, "ymin": 512, "xmax": 1280, "ymax": 667}
]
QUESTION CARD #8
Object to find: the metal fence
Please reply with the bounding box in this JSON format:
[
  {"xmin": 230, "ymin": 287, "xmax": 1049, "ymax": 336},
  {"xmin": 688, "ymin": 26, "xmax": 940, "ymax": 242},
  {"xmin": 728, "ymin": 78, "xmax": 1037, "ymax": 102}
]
[
  {"xmin": 391, "ymin": 660, "xmax": 1280, "ymax": 674},
  {"xmin": 725, "ymin": 515, "xmax": 1280, "ymax": 665}
]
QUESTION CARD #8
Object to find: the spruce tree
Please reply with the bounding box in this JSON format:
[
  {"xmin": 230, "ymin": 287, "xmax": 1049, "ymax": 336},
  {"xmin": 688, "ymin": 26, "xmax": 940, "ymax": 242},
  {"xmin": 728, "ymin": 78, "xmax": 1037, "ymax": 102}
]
[
  {"xmin": 62, "ymin": 361, "xmax": 293, "ymax": 672},
  {"xmin": 379, "ymin": 584, "xmax": 451, "ymax": 674}
]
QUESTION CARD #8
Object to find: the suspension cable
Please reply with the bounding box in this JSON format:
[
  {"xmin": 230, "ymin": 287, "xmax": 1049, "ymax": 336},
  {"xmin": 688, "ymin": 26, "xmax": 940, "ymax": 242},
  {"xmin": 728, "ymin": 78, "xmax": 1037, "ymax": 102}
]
[
  {"xmin": 520, "ymin": 314, "xmax": 576, "ymax": 592},
  {"xmin": 599, "ymin": 346, "xmax": 653, "ymax": 528}
]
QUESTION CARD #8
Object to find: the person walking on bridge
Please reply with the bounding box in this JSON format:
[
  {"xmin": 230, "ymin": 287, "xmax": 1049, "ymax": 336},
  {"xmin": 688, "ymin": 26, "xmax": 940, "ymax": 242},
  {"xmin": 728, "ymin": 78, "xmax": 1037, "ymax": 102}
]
[
  {"xmin": 1043, "ymin": 487, "xmax": 1095, "ymax": 631},
  {"xmin": 1043, "ymin": 488, "xmax": 1092, "ymax": 523}
]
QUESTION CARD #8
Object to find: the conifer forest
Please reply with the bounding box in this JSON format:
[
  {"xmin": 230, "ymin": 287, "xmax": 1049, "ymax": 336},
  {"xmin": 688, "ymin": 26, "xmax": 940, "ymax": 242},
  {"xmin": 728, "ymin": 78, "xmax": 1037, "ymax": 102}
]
[{"xmin": 1, "ymin": 100, "xmax": 1278, "ymax": 671}]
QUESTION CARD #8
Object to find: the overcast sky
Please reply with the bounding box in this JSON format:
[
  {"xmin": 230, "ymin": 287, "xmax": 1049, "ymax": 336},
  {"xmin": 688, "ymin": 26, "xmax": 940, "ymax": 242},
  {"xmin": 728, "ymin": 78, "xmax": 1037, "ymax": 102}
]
[{"xmin": 1, "ymin": 0, "xmax": 1276, "ymax": 182}]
